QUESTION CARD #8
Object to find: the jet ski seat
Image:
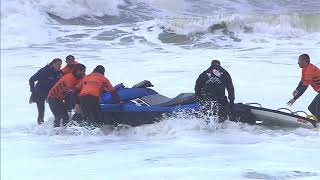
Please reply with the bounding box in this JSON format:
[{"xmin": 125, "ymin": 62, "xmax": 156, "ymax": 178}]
[
  {"xmin": 140, "ymin": 93, "xmax": 196, "ymax": 106},
  {"xmin": 139, "ymin": 94, "xmax": 171, "ymax": 106}
]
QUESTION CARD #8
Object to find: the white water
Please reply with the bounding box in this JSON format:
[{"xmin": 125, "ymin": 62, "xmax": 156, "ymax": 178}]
[{"xmin": 2, "ymin": 0, "xmax": 320, "ymax": 179}]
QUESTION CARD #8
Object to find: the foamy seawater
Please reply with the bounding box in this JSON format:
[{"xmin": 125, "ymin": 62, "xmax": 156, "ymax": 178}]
[{"xmin": 1, "ymin": 0, "xmax": 320, "ymax": 179}]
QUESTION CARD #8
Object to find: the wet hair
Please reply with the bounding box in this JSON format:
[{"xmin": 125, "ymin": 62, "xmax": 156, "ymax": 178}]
[
  {"xmin": 66, "ymin": 55, "xmax": 75, "ymax": 61},
  {"xmin": 211, "ymin": 60, "xmax": 221, "ymax": 66},
  {"xmin": 49, "ymin": 58, "xmax": 62, "ymax": 66},
  {"xmin": 299, "ymin": 54, "xmax": 310, "ymax": 64},
  {"xmin": 93, "ymin": 65, "xmax": 105, "ymax": 75},
  {"xmin": 72, "ymin": 63, "xmax": 86, "ymax": 75}
]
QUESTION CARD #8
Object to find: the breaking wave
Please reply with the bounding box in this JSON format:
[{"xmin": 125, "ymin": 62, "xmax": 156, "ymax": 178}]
[{"xmin": 2, "ymin": 0, "xmax": 320, "ymax": 49}]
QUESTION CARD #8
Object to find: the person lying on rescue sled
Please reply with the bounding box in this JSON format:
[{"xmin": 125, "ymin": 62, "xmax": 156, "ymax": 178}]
[
  {"xmin": 75, "ymin": 65, "xmax": 120, "ymax": 125},
  {"xmin": 195, "ymin": 60, "xmax": 235, "ymax": 121},
  {"xmin": 287, "ymin": 54, "xmax": 320, "ymax": 121},
  {"xmin": 47, "ymin": 64, "xmax": 86, "ymax": 127}
]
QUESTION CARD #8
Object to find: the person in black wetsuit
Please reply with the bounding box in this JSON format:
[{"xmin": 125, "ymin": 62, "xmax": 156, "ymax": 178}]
[{"xmin": 195, "ymin": 60, "xmax": 235, "ymax": 121}]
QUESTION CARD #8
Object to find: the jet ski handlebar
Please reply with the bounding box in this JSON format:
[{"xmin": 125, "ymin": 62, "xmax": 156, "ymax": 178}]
[
  {"xmin": 245, "ymin": 103, "xmax": 262, "ymax": 107},
  {"xmin": 275, "ymin": 108, "xmax": 309, "ymax": 117},
  {"xmin": 277, "ymin": 108, "xmax": 293, "ymax": 113},
  {"xmin": 293, "ymin": 111, "xmax": 309, "ymax": 117}
]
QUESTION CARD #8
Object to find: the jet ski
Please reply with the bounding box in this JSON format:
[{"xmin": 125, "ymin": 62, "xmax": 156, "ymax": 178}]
[
  {"xmin": 93, "ymin": 81, "xmax": 318, "ymax": 129},
  {"xmin": 99, "ymin": 81, "xmax": 200, "ymax": 127}
]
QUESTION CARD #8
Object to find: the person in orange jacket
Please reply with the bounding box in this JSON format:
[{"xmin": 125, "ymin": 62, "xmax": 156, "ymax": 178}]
[
  {"xmin": 62, "ymin": 55, "xmax": 78, "ymax": 75},
  {"xmin": 287, "ymin": 54, "xmax": 320, "ymax": 120},
  {"xmin": 47, "ymin": 63, "xmax": 86, "ymax": 127},
  {"xmin": 76, "ymin": 65, "xmax": 120, "ymax": 124}
]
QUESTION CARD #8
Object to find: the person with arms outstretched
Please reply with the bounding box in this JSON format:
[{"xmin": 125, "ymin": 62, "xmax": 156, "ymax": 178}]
[{"xmin": 287, "ymin": 54, "xmax": 320, "ymax": 120}]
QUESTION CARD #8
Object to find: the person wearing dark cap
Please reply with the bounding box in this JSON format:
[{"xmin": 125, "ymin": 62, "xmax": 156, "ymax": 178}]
[
  {"xmin": 287, "ymin": 54, "xmax": 320, "ymax": 120},
  {"xmin": 29, "ymin": 58, "xmax": 63, "ymax": 124},
  {"xmin": 62, "ymin": 55, "xmax": 78, "ymax": 75},
  {"xmin": 195, "ymin": 59, "xmax": 235, "ymax": 120},
  {"xmin": 76, "ymin": 65, "xmax": 120, "ymax": 124}
]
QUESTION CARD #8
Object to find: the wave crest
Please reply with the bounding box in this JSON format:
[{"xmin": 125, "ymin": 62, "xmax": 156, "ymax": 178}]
[
  {"xmin": 159, "ymin": 14, "xmax": 320, "ymax": 38},
  {"xmin": 35, "ymin": 0, "xmax": 126, "ymax": 19}
]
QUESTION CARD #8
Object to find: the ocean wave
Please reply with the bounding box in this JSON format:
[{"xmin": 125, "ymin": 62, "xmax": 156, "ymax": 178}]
[
  {"xmin": 1, "ymin": 0, "xmax": 127, "ymax": 49},
  {"xmin": 2, "ymin": 0, "xmax": 320, "ymax": 49},
  {"xmin": 159, "ymin": 14, "xmax": 320, "ymax": 38},
  {"xmin": 35, "ymin": 0, "xmax": 126, "ymax": 19},
  {"xmin": 1, "ymin": 0, "xmax": 59, "ymax": 49}
]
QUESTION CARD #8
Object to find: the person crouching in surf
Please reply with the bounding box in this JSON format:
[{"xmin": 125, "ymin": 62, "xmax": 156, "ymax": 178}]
[
  {"xmin": 47, "ymin": 64, "xmax": 86, "ymax": 127},
  {"xmin": 195, "ymin": 59, "xmax": 235, "ymax": 121},
  {"xmin": 287, "ymin": 54, "xmax": 320, "ymax": 121}
]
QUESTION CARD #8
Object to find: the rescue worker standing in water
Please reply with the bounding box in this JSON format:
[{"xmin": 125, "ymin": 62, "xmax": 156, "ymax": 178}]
[
  {"xmin": 195, "ymin": 60, "xmax": 235, "ymax": 120},
  {"xmin": 76, "ymin": 65, "xmax": 120, "ymax": 124},
  {"xmin": 62, "ymin": 55, "xmax": 78, "ymax": 75},
  {"xmin": 61, "ymin": 55, "xmax": 79, "ymax": 111},
  {"xmin": 47, "ymin": 64, "xmax": 86, "ymax": 127},
  {"xmin": 287, "ymin": 54, "xmax": 320, "ymax": 120}
]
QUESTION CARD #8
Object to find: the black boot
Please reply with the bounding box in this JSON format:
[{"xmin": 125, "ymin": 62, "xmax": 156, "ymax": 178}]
[
  {"xmin": 53, "ymin": 119, "xmax": 60, "ymax": 127},
  {"xmin": 38, "ymin": 118, "xmax": 44, "ymax": 125}
]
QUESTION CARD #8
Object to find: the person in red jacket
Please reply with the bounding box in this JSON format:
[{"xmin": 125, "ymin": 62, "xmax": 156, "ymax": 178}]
[
  {"xmin": 62, "ymin": 55, "xmax": 78, "ymax": 75},
  {"xmin": 76, "ymin": 65, "xmax": 120, "ymax": 124},
  {"xmin": 48, "ymin": 64, "xmax": 86, "ymax": 127},
  {"xmin": 287, "ymin": 54, "xmax": 320, "ymax": 120}
]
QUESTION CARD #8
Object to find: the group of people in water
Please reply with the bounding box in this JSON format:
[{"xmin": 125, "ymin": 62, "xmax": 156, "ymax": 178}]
[
  {"xmin": 29, "ymin": 53, "xmax": 319, "ymax": 127},
  {"xmin": 29, "ymin": 55, "xmax": 120, "ymax": 127}
]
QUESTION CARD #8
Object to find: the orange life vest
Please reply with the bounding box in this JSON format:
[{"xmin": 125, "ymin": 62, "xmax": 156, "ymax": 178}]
[
  {"xmin": 48, "ymin": 73, "xmax": 82, "ymax": 100},
  {"xmin": 78, "ymin": 72, "xmax": 114, "ymax": 98},
  {"xmin": 301, "ymin": 63, "xmax": 320, "ymax": 92},
  {"xmin": 62, "ymin": 61, "xmax": 79, "ymax": 75}
]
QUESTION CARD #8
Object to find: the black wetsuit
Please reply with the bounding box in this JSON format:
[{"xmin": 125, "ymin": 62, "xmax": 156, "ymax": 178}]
[
  {"xmin": 195, "ymin": 65, "xmax": 235, "ymax": 104},
  {"xmin": 195, "ymin": 65, "xmax": 235, "ymax": 121},
  {"xmin": 308, "ymin": 93, "xmax": 320, "ymax": 120},
  {"xmin": 294, "ymin": 82, "xmax": 320, "ymax": 120}
]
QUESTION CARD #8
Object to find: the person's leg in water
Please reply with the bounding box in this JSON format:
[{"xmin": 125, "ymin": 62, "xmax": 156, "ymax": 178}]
[
  {"xmin": 85, "ymin": 95, "xmax": 101, "ymax": 125},
  {"xmin": 48, "ymin": 98, "xmax": 62, "ymax": 127},
  {"xmin": 61, "ymin": 101, "xmax": 70, "ymax": 126},
  {"xmin": 80, "ymin": 96, "xmax": 89, "ymax": 123},
  {"xmin": 91, "ymin": 98, "xmax": 102, "ymax": 125},
  {"xmin": 199, "ymin": 96, "xmax": 215, "ymax": 117},
  {"xmin": 308, "ymin": 93, "xmax": 320, "ymax": 121},
  {"xmin": 216, "ymin": 97, "xmax": 229, "ymax": 122},
  {"xmin": 36, "ymin": 97, "xmax": 46, "ymax": 124},
  {"xmin": 80, "ymin": 95, "xmax": 99, "ymax": 126},
  {"xmin": 71, "ymin": 104, "xmax": 82, "ymax": 123},
  {"xmin": 48, "ymin": 98, "xmax": 70, "ymax": 127},
  {"xmin": 200, "ymin": 96, "xmax": 229, "ymax": 123}
]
